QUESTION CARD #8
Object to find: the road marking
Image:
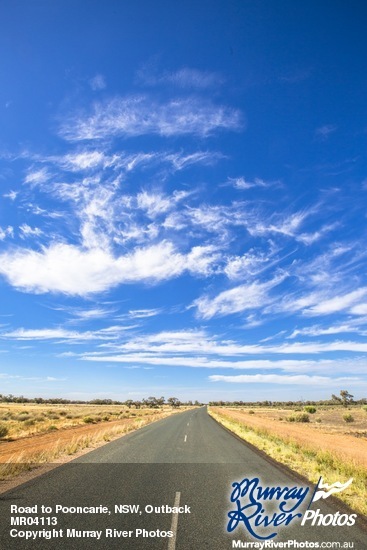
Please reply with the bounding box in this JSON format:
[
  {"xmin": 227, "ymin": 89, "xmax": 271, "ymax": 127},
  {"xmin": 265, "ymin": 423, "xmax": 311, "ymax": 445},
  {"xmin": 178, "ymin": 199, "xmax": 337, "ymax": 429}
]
[
  {"xmin": 168, "ymin": 491, "xmax": 181, "ymax": 550},
  {"xmin": 187, "ymin": 422, "xmax": 189, "ymax": 426},
  {"xmin": 184, "ymin": 434, "xmax": 187, "ymax": 442}
]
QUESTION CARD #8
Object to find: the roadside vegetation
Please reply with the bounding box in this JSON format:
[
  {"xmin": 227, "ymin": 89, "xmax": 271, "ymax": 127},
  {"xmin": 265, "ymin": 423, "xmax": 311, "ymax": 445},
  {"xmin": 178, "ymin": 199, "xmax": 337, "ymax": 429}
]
[
  {"xmin": 0, "ymin": 411, "xmax": 168, "ymax": 480},
  {"xmin": 0, "ymin": 395, "xmax": 199, "ymax": 483},
  {"xmin": 209, "ymin": 401, "xmax": 367, "ymax": 516},
  {"xmin": 0, "ymin": 403, "xmax": 163, "ymax": 440}
]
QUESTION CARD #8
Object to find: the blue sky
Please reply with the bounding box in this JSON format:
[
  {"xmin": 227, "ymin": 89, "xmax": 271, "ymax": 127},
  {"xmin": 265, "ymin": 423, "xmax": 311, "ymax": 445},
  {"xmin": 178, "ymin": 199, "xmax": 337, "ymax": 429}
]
[{"xmin": 1, "ymin": 0, "xmax": 367, "ymax": 402}]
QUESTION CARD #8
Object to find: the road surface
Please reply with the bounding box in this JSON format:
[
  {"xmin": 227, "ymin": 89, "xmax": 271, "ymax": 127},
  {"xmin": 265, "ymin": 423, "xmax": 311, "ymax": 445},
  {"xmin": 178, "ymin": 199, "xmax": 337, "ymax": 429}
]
[{"xmin": 0, "ymin": 407, "xmax": 365, "ymax": 549}]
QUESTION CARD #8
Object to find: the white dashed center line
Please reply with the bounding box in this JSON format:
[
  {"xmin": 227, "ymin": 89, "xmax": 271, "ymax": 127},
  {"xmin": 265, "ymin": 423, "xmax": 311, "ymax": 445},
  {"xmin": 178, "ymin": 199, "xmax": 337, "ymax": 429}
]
[
  {"xmin": 184, "ymin": 434, "xmax": 187, "ymax": 442},
  {"xmin": 168, "ymin": 491, "xmax": 181, "ymax": 550}
]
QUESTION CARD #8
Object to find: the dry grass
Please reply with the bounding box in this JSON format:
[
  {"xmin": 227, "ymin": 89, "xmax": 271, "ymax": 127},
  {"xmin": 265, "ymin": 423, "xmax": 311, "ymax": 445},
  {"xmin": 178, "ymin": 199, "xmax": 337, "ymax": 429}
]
[
  {"xmin": 209, "ymin": 406, "xmax": 367, "ymax": 516},
  {"xmin": 0, "ymin": 403, "xmax": 165, "ymax": 440},
  {"xmin": 0, "ymin": 404, "xmax": 181, "ymax": 481}
]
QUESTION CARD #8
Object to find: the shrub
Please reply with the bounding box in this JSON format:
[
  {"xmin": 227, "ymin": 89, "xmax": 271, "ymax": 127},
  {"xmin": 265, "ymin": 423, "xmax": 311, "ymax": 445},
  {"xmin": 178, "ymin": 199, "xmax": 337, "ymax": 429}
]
[
  {"xmin": 248, "ymin": 410, "xmax": 255, "ymax": 415},
  {"xmin": 343, "ymin": 413, "xmax": 354, "ymax": 423},
  {"xmin": 304, "ymin": 406, "xmax": 317, "ymax": 414},
  {"xmin": 0, "ymin": 424, "xmax": 9, "ymax": 438},
  {"xmin": 17, "ymin": 413, "xmax": 30, "ymax": 422},
  {"xmin": 83, "ymin": 416, "xmax": 95, "ymax": 424},
  {"xmin": 48, "ymin": 425, "xmax": 58, "ymax": 431},
  {"xmin": 286, "ymin": 413, "xmax": 310, "ymax": 423},
  {"xmin": 24, "ymin": 419, "xmax": 36, "ymax": 427}
]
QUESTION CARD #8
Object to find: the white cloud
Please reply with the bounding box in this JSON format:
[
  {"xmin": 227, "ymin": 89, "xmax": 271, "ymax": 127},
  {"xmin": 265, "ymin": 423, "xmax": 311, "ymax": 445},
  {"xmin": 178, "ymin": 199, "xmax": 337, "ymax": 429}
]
[
  {"xmin": 114, "ymin": 329, "xmax": 367, "ymax": 356},
  {"xmin": 89, "ymin": 74, "xmax": 106, "ymax": 91},
  {"xmin": 0, "ymin": 241, "xmax": 219, "ymax": 296},
  {"xmin": 163, "ymin": 151, "xmax": 222, "ymax": 171},
  {"xmin": 224, "ymin": 250, "xmax": 269, "ymax": 280},
  {"xmin": 297, "ymin": 223, "xmax": 339, "ymax": 245},
  {"xmin": 70, "ymin": 307, "xmax": 117, "ymax": 321},
  {"xmin": 60, "ymin": 151, "xmax": 106, "ymax": 171},
  {"xmin": 288, "ymin": 322, "xmax": 367, "ymax": 338},
  {"xmin": 127, "ymin": 308, "xmax": 162, "ymax": 319},
  {"xmin": 80, "ymin": 350, "xmax": 367, "ymax": 376},
  {"xmin": 304, "ymin": 287, "xmax": 367, "ymax": 316},
  {"xmin": 24, "ymin": 167, "xmax": 50, "ymax": 186},
  {"xmin": 165, "ymin": 68, "xmax": 223, "ymax": 88},
  {"xmin": 228, "ymin": 177, "xmax": 276, "ymax": 190},
  {"xmin": 0, "ymin": 226, "xmax": 14, "ymax": 240},
  {"xmin": 209, "ymin": 374, "xmax": 358, "ymax": 385},
  {"xmin": 194, "ymin": 274, "xmax": 286, "ymax": 319},
  {"xmin": 350, "ymin": 303, "xmax": 367, "ymax": 315},
  {"xmin": 3, "ymin": 190, "xmax": 18, "ymax": 200},
  {"xmin": 248, "ymin": 211, "xmax": 308, "ymax": 239},
  {"xmin": 186, "ymin": 246, "xmax": 219, "ymax": 276},
  {"xmin": 1, "ymin": 325, "xmax": 133, "ymax": 342},
  {"xmin": 268, "ymin": 340, "xmax": 367, "ymax": 354},
  {"xmin": 19, "ymin": 224, "xmax": 43, "ymax": 239},
  {"xmin": 136, "ymin": 190, "xmax": 174, "ymax": 218},
  {"xmin": 315, "ymin": 124, "xmax": 337, "ymax": 140},
  {"xmin": 59, "ymin": 96, "xmax": 242, "ymax": 140},
  {"xmin": 137, "ymin": 66, "xmax": 224, "ymax": 89}
]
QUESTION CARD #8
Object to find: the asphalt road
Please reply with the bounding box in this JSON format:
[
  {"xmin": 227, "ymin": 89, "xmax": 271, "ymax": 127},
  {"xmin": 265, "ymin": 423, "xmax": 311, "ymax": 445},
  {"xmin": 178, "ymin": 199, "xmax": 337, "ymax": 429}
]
[{"xmin": 0, "ymin": 406, "xmax": 366, "ymax": 549}]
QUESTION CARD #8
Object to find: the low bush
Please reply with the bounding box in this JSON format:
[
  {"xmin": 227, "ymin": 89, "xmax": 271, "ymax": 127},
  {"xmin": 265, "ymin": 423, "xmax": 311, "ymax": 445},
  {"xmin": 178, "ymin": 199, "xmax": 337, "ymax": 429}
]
[
  {"xmin": 287, "ymin": 413, "xmax": 310, "ymax": 423},
  {"xmin": 343, "ymin": 414, "xmax": 354, "ymax": 423},
  {"xmin": 16, "ymin": 414, "xmax": 30, "ymax": 422},
  {"xmin": 0, "ymin": 424, "xmax": 9, "ymax": 438},
  {"xmin": 24, "ymin": 419, "xmax": 36, "ymax": 427},
  {"xmin": 304, "ymin": 406, "xmax": 317, "ymax": 414}
]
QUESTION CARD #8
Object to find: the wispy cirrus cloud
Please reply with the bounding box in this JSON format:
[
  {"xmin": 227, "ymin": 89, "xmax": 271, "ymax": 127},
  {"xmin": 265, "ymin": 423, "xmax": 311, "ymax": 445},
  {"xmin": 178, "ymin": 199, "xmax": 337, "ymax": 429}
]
[
  {"xmin": 209, "ymin": 374, "xmax": 358, "ymax": 385},
  {"xmin": 297, "ymin": 222, "xmax": 339, "ymax": 245},
  {"xmin": 137, "ymin": 66, "xmax": 224, "ymax": 89},
  {"xmin": 19, "ymin": 224, "xmax": 43, "ymax": 239},
  {"xmin": 59, "ymin": 96, "xmax": 242, "ymax": 141},
  {"xmin": 193, "ymin": 273, "xmax": 286, "ymax": 319},
  {"xmin": 288, "ymin": 320, "xmax": 367, "ymax": 339},
  {"xmin": 227, "ymin": 176, "xmax": 279, "ymax": 190},
  {"xmin": 62, "ymin": 307, "xmax": 119, "ymax": 322},
  {"xmin": 247, "ymin": 211, "xmax": 309, "ymax": 239},
  {"xmin": 24, "ymin": 167, "xmax": 51, "ymax": 186},
  {"xmin": 0, "ymin": 226, "xmax": 14, "ymax": 240},
  {"xmin": 1, "ymin": 325, "xmax": 133, "ymax": 342},
  {"xmin": 3, "ymin": 190, "xmax": 18, "ymax": 200},
  {"xmin": 315, "ymin": 124, "xmax": 337, "ymax": 140},
  {"xmin": 127, "ymin": 308, "xmax": 162, "ymax": 319},
  {"xmin": 89, "ymin": 74, "xmax": 106, "ymax": 91},
  {"xmin": 304, "ymin": 287, "xmax": 367, "ymax": 316}
]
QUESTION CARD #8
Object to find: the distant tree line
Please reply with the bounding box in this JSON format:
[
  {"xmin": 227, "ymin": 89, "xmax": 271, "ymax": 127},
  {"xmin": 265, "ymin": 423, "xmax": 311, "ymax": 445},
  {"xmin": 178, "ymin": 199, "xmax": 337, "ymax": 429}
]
[
  {"xmin": 209, "ymin": 391, "xmax": 367, "ymax": 407},
  {"xmin": 1, "ymin": 390, "xmax": 364, "ymax": 408},
  {"xmin": 0, "ymin": 394, "xmax": 203, "ymax": 408}
]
